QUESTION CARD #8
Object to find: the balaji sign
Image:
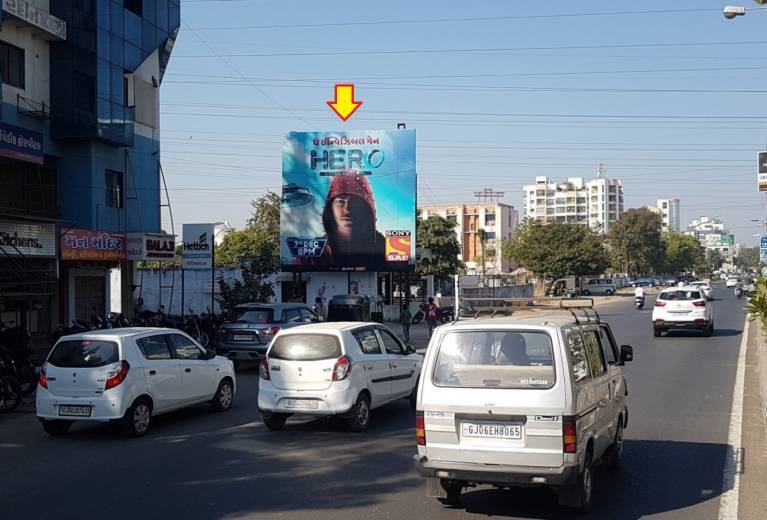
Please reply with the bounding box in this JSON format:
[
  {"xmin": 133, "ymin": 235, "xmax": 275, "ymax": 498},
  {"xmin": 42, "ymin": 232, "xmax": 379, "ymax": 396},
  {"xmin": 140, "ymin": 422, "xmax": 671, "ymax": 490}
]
[{"xmin": 127, "ymin": 233, "xmax": 176, "ymax": 261}]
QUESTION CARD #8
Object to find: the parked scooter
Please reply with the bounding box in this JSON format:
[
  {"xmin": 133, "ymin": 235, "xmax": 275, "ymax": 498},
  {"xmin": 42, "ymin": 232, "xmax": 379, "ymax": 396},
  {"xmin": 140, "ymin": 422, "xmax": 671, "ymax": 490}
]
[
  {"xmin": 634, "ymin": 296, "xmax": 645, "ymax": 310},
  {"xmin": 411, "ymin": 303, "xmax": 455, "ymax": 324}
]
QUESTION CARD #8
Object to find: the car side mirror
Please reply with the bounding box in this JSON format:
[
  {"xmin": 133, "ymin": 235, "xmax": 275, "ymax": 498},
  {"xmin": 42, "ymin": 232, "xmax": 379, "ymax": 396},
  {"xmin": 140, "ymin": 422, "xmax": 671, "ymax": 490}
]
[
  {"xmin": 405, "ymin": 346, "xmax": 416, "ymax": 355},
  {"xmin": 311, "ymin": 317, "xmax": 321, "ymax": 323},
  {"xmin": 204, "ymin": 348, "xmax": 216, "ymax": 360},
  {"xmin": 620, "ymin": 345, "xmax": 633, "ymax": 364}
]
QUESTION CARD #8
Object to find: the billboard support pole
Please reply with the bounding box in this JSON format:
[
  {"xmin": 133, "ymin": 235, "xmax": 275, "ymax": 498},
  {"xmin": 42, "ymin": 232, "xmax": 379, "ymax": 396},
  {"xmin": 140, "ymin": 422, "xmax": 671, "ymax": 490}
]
[
  {"xmin": 181, "ymin": 267, "xmax": 185, "ymax": 321},
  {"xmin": 347, "ymin": 271, "xmax": 351, "ymax": 293},
  {"xmin": 211, "ymin": 240, "xmax": 216, "ymax": 314}
]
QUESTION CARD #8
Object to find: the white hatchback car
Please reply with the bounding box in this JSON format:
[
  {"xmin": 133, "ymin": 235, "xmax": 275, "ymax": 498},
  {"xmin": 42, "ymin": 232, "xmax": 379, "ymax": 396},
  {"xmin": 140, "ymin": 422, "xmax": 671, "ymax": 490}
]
[
  {"xmin": 37, "ymin": 328, "xmax": 236, "ymax": 437},
  {"xmin": 258, "ymin": 322, "xmax": 422, "ymax": 432},
  {"xmin": 652, "ymin": 287, "xmax": 714, "ymax": 337}
]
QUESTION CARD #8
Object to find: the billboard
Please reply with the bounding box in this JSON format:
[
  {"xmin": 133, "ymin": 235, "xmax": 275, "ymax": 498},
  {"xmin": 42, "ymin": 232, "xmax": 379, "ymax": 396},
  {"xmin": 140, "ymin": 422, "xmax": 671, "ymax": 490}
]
[
  {"xmin": 127, "ymin": 233, "xmax": 176, "ymax": 261},
  {"xmin": 281, "ymin": 130, "xmax": 416, "ymax": 272},
  {"xmin": 60, "ymin": 229, "xmax": 126, "ymax": 261},
  {"xmin": 759, "ymin": 151, "xmax": 767, "ymax": 192},
  {"xmin": 182, "ymin": 223, "xmax": 214, "ymax": 270}
]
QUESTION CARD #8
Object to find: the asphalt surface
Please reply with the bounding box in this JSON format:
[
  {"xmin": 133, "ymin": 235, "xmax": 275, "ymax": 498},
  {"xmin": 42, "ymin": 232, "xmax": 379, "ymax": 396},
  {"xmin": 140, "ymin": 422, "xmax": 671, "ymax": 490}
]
[{"xmin": 0, "ymin": 283, "xmax": 750, "ymax": 520}]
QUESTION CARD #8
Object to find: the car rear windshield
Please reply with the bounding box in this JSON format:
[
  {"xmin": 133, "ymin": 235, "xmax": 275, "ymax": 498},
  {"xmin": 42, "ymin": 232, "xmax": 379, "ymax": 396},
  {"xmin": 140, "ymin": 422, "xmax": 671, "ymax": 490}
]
[
  {"xmin": 48, "ymin": 340, "xmax": 119, "ymax": 368},
  {"xmin": 432, "ymin": 331, "xmax": 556, "ymax": 389},
  {"xmin": 659, "ymin": 290, "xmax": 702, "ymax": 301},
  {"xmin": 269, "ymin": 334, "xmax": 341, "ymax": 361},
  {"xmin": 226, "ymin": 308, "xmax": 276, "ymax": 324}
]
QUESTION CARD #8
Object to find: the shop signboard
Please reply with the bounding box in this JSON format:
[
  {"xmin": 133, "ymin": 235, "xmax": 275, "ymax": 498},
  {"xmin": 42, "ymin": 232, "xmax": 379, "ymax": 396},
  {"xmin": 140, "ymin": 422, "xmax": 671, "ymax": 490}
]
[
  {"xmin": 761, "ymin": 235, "xmax": 767, "ymax": 263},
  {"xmin": 60, "ymin": 229, "xmax": 126, "ymax": 261},
  {"xmin": 0, "ymin": 219, "xmax": 56, "ymax": 257},
  {"xmin": 127, "ymin": 233, "xmax": 176, "ymax": 261},
  {"xmin": 0, "ymin": 121, "xmax": 43, "ymax": 164},
  {"xmin": 182, "ymin": 223, "xmax": 214, "ymax": 270},
  {"xmin": 281, "ymin": 129, "xmax": 416, "ymax": 272}
]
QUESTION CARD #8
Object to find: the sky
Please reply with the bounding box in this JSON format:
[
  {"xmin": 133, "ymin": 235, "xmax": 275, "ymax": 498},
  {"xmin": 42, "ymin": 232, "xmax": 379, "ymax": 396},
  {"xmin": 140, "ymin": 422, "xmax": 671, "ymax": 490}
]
[{"xmin": 161, "ymin": 0, "xmax": 767, "ymax": 246}]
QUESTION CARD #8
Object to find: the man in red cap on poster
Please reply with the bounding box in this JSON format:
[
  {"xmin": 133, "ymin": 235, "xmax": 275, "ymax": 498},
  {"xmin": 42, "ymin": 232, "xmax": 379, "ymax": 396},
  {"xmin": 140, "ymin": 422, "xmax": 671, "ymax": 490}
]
[{"xmin": 312, "ymin": 174, "xmax": 387, "ymax": 267}]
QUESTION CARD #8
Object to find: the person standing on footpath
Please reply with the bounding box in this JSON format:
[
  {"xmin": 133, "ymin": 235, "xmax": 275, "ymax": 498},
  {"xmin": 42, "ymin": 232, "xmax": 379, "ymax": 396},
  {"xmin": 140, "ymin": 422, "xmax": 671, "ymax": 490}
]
[
  {"xmin": 400, "ymin": 303, "xmax": 412, "ymax": 343},
  {"xmin": 425, "ymin": 297, "xmax": 438, "ymax": 339}
]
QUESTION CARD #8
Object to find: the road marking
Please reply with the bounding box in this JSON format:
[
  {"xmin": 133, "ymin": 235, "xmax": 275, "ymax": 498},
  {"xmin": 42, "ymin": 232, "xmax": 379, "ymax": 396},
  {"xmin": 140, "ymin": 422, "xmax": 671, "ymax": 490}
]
[{"xmin": 718, "ymin": 318, "xmax": 749, "ymax": 520}]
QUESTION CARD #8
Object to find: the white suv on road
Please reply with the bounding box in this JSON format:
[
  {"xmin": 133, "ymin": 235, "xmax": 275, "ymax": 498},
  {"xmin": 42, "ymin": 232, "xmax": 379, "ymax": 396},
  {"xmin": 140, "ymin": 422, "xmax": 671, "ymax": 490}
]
[
  {"xmin": 258, "ymin": 322, "xmax": 422, "ymax": 432},
  {"xmin": 37, "ymin": 328, "xmax": 236, "ymax": 437},
  {"xmin": 652, "ymin": 287, "xmax": 714, "ymax": 337}
]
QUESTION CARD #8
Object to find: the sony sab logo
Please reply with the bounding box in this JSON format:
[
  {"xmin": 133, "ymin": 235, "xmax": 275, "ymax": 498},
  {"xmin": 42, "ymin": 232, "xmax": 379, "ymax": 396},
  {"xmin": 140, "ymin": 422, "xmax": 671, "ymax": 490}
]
[
  {"xmin": 0, "ymin": 231, "xmax": 42, "ymax": 249},
  {"xmin": 184, "ymin": 233, "xmax": 210, "ymax": 251}
]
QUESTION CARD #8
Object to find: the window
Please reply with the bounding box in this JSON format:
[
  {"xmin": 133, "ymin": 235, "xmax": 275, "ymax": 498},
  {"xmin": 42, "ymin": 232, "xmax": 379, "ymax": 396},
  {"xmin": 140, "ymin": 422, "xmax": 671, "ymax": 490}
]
[
  {"xmin": 168, "ymin": 334, "xmax": 202, "ymax": 360},
  {"xmin": 582, "ymin": 331, "xmax": 607, "ymax": 377},
  {"xmin": 567, "ymin": 332, "xmax": 590, "ymax": 383},
  {"xmin": 48, "ymin": 340, "xmax": 118, "ymax": 368},
  {"xmin": 269, "ymin": 334, "xmax": 341, "ymax": 361},
  {"xmin": 299, "ymin": 308, "xmax": 318, "ymax": 322},
  {"xmin": 598, "ymin": 326, "xmax": 619, "ymax": 365},
  {"xmin": 659, "ymin": 290, "xmax": 702, "ymax": 301},
  {"xmin": 378, "ymin": 329, "xmax": 404, "ymax": 355},
  {"xmin": 484, "ymin": 213, "xmax": 496, "ymax": 225},
  {"xmin": 432, "ymin": 331, "xmax": 555, "ymax": 389},
  {"xmin": 73, "ymin": 71, "xmax": 95, "ymax": 112},
  {"xmin": 124, "ymin": 0, "xmax": 142, "ymax": 16},
  {"xmin": 105, "ymin": 169, "xmax": 123, "ymax": 208},
  {"xmin": 137, "ymin": 336, "xmax": 172, "ymax": 360},
  {"xmin": 284, "ymin": 308, "xmax": 301, "ymax": 323},
  {"xmin": 0, "ymin": 41, "xmax": 25, "ymax": 89},
  {"xmin": 226, "ymin": 307, "xmax": 274, "ymax": 324},
  {"xmin": 355, "ymin": 329, "xmax": 382, "ymax": 355}
]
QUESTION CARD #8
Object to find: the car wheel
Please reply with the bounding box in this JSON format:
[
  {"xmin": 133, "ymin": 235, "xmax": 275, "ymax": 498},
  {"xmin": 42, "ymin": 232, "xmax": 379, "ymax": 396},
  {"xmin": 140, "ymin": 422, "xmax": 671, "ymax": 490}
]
[
  {"xmin": 703, "ymin": 322, "xmax": 713, "ymax": 337},
  {"xmin": 211, "ymin": 379, "xmax": 234, "ymax": 412},
  {"xmin": 42, "ymin": 419, "xmax": 72, "ymax": 436},
  {"xmin": 408, "ymin": 379, "xmax": 419, "ymax": 409},
  {"xmin": 606, "ymin": 421, "xmax": 624, "ymax": 470},
  {"xmin": 582, "ymin": 290, "xmax": 590, "ymax": 296},
  {"xmin": 568, "ymin": 451, "xmax": 593, "ymax": 513},
  {"xmin": 346, "ymin": 393, "xmax": 371, "ymax": 432},
  {"xmin": 605, "ymin": 290, "xmax": 614, "ymax": 296},
  {"xmin": 262, "ymin": 411, "xmax": 287, "ymax": 431},
  {"xmin": 437, "ymin": 480, "xmax": 462, "ymax": 506},
  {"xmin": 653, "ymin": 327, "xmax": 662, "ymax": 338},
  {"xmin": 121, "ymin": 398, "xmax": 152, "ymax": 437}
]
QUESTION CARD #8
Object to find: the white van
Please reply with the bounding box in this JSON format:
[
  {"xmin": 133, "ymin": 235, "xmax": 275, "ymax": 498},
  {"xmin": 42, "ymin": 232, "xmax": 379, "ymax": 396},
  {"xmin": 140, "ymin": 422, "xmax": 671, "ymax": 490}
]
[
  {"xmin": 414, "ymin": 311, "xmax": 633, "ymax": 512},
  {"xmin": 581, "ymin": 278, "xmax": 616, "ymax": 296}
]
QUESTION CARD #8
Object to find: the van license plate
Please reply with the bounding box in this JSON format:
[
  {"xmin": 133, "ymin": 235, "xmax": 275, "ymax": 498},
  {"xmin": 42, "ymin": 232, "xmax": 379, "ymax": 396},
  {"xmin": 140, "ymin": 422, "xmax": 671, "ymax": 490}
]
[
  {"xmin": 233, "ymin": 334, "xmax": 253, "ymax": 341},
  {"xmin": 285, "ymin": 399, "xmax": 318, "ymax": 409},
  {"xmin": 461, "ymin": 422, "xmax": 522, "ymax": 440},
  {"xmin": 58, "ymin": 405, "xmax": 92, "ymax": 417}
]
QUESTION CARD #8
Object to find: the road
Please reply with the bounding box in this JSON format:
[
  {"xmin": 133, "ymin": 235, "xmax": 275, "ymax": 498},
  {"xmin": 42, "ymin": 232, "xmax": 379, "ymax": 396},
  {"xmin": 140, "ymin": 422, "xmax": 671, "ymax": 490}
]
[{"xmin": 0, "ymin": 284, "xmax": 751, "ymax": 520}]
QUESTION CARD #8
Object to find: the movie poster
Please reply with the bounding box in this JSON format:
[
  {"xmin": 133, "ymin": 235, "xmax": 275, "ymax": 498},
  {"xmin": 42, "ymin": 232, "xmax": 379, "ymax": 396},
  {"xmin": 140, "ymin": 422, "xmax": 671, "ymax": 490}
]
[{"xmin": 281, "ymin": 130, "xmax": 416, "ymax": 272}]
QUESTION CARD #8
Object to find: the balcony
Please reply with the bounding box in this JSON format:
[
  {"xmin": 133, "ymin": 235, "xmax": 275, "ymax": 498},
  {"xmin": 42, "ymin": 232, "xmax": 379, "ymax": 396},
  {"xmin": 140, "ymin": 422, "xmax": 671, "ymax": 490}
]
[{"xmin": 17, "ymin": 94, "xmax": 49, "ymax": 120}]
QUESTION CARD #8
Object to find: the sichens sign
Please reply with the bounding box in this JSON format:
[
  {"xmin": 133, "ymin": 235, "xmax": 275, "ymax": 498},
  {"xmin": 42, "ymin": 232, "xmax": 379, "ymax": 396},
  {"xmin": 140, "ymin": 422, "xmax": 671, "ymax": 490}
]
[
  {"xmin": 281, "ymin": 130, "xmax": 416, "ymax": 272},
  {"xmin": 0, "ymin": 219, "xmax": 56, "ymax": 257}
]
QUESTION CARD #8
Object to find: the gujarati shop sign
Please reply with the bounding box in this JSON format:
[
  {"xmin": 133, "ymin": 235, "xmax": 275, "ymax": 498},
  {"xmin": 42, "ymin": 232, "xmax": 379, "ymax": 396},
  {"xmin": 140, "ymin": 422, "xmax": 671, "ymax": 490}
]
[
  {"xmin": 61, "ymin": 229, "xmax": 126, "ymax": 261},
  {"xmin": 0, "ymin": 122, "xmax": 43, "ymax": 164}
]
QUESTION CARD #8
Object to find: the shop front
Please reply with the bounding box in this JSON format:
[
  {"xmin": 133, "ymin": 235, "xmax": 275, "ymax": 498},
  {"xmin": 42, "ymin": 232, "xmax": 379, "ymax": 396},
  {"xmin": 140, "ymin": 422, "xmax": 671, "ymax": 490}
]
[
  {"xmin": 0, "ymin": 218, "xmax": 58, "ymax": 345},
  {"xmin": 60, "ymin": 229, "xmax": 126, "ymax": 323}
]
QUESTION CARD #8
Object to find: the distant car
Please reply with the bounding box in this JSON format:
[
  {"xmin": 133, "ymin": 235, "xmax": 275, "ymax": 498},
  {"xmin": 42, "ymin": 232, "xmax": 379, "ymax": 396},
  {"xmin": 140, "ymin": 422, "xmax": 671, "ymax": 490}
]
[
  {"xmin": 665, "ymin": 278, "xmax": 677, "ymax": 286},
  {"xmin": 214, "ymin": 303, "xmax": 321, "ymax": 365},
  {"xmin": 725, "ymin": 277, "xmax": 740, "ymax": 288},
  {"xmin": 581, "ymin": 278, "xmax": 616, "ymax": 296},
  {"xmin": 36, "ymin": 328, "xmax": 236, "ymax": 437},
  {"xmin": 689, "ymin": 281, "xmax": 713, "ymax": 300},
  {"xmin": 630, "ymin": 278, "xmax": 655, "ymax": 287},
  {"xmin": 257, "ymin": 322, "xmax": 422, "ymax": 432},
  {"xmin": 652, "ymin": 287, "xmax": 714, "ymax": 337}
]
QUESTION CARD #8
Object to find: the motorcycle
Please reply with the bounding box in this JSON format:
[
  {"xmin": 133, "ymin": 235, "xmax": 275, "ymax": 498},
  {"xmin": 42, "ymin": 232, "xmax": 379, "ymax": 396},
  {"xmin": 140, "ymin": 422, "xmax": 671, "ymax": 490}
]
[
  {"xmin": 0, "ymin": 323, "xmax": 36, "ymax": 397},
  {"xmin": 412, "ymin": 303, "xmax": 455, "ymax": 324},
  {"xmin": 735, "ymin": 287, "xmax": 744, "ymax": 299},
  {"xmin": 634, "ymin": 296, "xmax": 645, "ymax": 310}
]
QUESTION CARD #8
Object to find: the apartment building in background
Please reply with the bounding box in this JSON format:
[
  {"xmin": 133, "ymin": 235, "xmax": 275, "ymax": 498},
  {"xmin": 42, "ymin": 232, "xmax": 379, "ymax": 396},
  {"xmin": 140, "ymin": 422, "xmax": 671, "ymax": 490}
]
[
  {"xmin": 685, "ymin": 216, "xmax": 738, "ymax": 263},
  {"xmin": 420, "ymin": 203, "xmax": 519, "ymax": 274},
  {"xmin": 654, "ymin": 198, "xmax": 681, "ymax": 232},
  {"xmin": 522, "ymin": 175, "xmax": 624, "ymax": 233}
]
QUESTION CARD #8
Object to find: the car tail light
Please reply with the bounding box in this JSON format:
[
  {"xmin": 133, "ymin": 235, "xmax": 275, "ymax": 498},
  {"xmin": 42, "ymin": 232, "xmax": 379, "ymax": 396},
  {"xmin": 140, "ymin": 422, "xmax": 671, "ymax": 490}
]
[
  {"xmin": 38, "ymin": 364, "xmax": 48, "ymax": 389},
  {"xmin": 332, "ymin": 355, "xmax": 352, "ymax": 381},
  {"xmin": 105, "ymin": 360, "xmax": 130, "ymax": 390},
  {"xmin": 655, "ymin": 319, "xmax": 665, "ymax": 324},
  {"xmin": 416, "ymin": 411, "xmax": 426, "ymax": 446},
  {"xmin": 695, "ymin": 318, "xmax": 706, "ymax": 324},
  {"xmin": 563, "ymin": 417, "xmax": 577, "ymax": 453},
  {"xmin": 259, "ymin": 358, "xmax": 270, "ymax": 380},
  {"xmin": 654, "ymin": 301, "xmax": 666, "ymax": 307},
  {"xmin": 270, "ymin": 326, "xmax": 281, "ymax": 335},
  {"xmin": 693, "ymin": 300, "xmax": 706, "ymax": 307}
]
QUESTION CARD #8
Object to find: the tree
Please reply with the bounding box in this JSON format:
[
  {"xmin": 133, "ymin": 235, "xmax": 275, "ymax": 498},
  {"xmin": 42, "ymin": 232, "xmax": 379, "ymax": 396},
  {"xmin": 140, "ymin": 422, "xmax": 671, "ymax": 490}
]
[
  {"xmin": 706, "ymin": 249, "xmax": 724, "ymax": 272},
  {"xmin": 736, "ymin": 246, "xmax": 760, "ymax": 271},
  {"xmin": 608, "ymin": 208, "xmax": 663, "ymax": 275},
  {"xmin": 218, "ymin": 256, "xmax": 277, "ymax": 311},
  {"xmin": 416, "ymin": 215, "xmax": 463, "ymax": 288},
  {"xmin": 216, "ymin": 191, "xmax": 280, "ymax": 267},
  {"xmin": 661, "ymin": 233, "xmax": 706, "ymax": 274},
  {"xmin": 502, "ymin": 219, "xmax": 609, "ymax": 279}
]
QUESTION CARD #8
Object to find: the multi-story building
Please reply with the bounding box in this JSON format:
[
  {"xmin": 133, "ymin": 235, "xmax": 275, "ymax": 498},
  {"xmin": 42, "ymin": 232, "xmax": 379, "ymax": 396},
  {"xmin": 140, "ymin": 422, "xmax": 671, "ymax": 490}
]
[
  {"xmin": 420, "ymin": 203, "xmax": 519, "ymax": 274},
  {"xmin": 0, "ymin": 1, "xmax": 179, "ymax": 345},
  {"xmin": 522, "ymin": 176, "xmax": 624, "ymax": 233},
  {"xmin": 655, "ymin": 198, "xmax": 680, "ymax": 232},
  {"xmin": 685, "ymin": 216, "xmax": 737, "ymax": 263}
]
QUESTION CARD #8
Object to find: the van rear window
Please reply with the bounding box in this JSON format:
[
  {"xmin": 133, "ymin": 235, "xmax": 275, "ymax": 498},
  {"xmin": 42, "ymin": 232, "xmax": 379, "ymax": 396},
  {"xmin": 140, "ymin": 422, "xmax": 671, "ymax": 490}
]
[
  {"xmin": 269, "ymin": 334, "xmax": 341, "ymax": 361},
  {"xmin": 432, "ymin": 331, "xmax": 555, "ymax": 389},
  {"xmin": 48, "ymin": 340, "xmax": 119, "ymax": 368}
]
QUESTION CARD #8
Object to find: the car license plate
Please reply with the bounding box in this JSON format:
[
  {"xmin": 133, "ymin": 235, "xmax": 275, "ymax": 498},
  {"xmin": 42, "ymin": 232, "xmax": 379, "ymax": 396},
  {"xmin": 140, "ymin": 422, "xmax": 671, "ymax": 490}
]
[
  {"xmin": 233, "ymin": 334, "xmax": 253, "ymax": 341},
  {"xmin": 285, "ymin": 399, "xmax": 318, "ymax": 410},
  {"xmin": 461, "ymin": 422, "xmax": 522, "ymax": 440},
  {"xmin": 58, "ymin": 405, "xmax": 92, "ymax": 417}
]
